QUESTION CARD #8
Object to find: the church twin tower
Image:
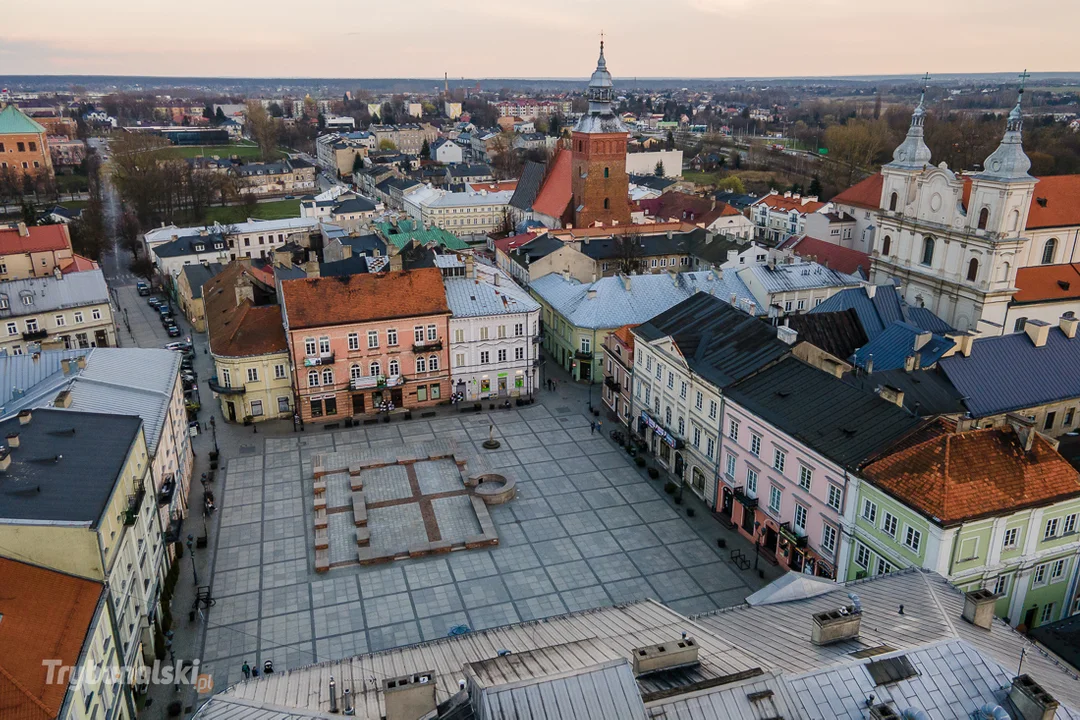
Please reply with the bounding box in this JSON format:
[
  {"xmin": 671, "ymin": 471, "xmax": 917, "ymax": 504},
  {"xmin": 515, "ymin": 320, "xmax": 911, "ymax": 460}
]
[{"xmin": 570, "ymin": 42, "xmax": 632, "ymax": 228}]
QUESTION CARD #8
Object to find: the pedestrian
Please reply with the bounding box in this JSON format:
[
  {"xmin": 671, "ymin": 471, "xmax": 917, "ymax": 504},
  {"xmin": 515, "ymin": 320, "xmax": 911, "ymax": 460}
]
[
  {"xmin": 590, "ymin": 421, "xmax": 596, "ymax": 434},
  {"xmin": 241, "ymin": 661, "xmax": 251, "ymax": 679}
]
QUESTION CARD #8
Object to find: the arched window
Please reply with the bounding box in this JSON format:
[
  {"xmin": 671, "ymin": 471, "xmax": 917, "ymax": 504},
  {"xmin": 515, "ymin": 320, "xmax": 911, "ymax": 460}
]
[
  {"xmin": 369, "ymin": 361, "xmax": 380, "ymax": 377},
  {"xmin": 889, "ymin": 192, "xmax": 898, "ymax": 212},
  {"xmin": 1014, "ymin": 317, "xmax": 1028, "ymax": 333},
  {"xmin": 416, "ymin": 356, "xmax": 427, "ymax": 373},
  {"xmin": 604, "ymin": 167, "xmax": 609, "ymax": 178},
  {"xmin": 977, "ymin": 207, "xmax": 989, "ymax": 230},
  {"xmin": 921, "ymin": 237, "xmax": 935, "ymax": 266},
  {"xmin": 322, "ymin": 368, "xmax": 334, "ymax": 385},
  {"xmin": 1001, "ymin": 261, "xmax": 1011, "ymax": 283},
  {"xmin": 577, "ymin": 140, "xmax": 583, "ymax": 152},
  {"xmin": 1009, "ymin": 209, "xmax": 1020, "ymax": 231},
  {"xmin": 429, "ymin": 354, "xmax": 439, "ymax": 371},
  {"xmin": 603, "ymin": 197, "xmax": 610, "ymax": 210},
  {"xmin": 967, "ymin": 258, "xmax": 979, "ymax": 282},
  {"xmin": 388, "ymin": 358, "xmax": 399, "ymax": 376},
  {"xmin": 881, "ymin": 236, "xmax": 891, "ymax": 256},
  {"xmin": 350, "ymin": 364, "xmax": 362, "ymax": 380},
  {"xmin": 307, "ymin": 369, "xmax": 319, "ymax": 387},
  {"xmin": 1042, "ymin": 238, "xmax": 1058, "ymax": 265}
]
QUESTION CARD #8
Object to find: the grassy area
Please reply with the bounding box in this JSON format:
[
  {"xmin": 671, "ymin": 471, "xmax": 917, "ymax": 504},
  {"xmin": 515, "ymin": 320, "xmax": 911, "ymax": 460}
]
[
  {"xmin": 158, "ymin": 144, "xmax": 286, "ymax": 160},
  {"xmin": 56, "ymin": 174, "xmax": 89, "ymax": 193},
  {"xmin": 59, "ymin": 200, "xmax": 88, "ymax": 211},
  {"xmin": 202, "ymin": 199, "xmax": 301, "ymax": 225},
  {"xmin": 682, "ymin": 170, "xmax": 723, "ymax": 186}
]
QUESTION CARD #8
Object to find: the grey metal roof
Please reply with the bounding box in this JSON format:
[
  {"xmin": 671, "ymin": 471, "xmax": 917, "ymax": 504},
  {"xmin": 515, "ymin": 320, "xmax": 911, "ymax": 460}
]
[
  {"xmin": 447, "ymin": 164, "xmax": 493, "ymax": 178},
  {"xmin": 628, "ymin": 174, "xmax": 676, "ymax": 192},
  {"xmin": 738, "ymin": 261, "xmax": 863, "ymax": 294},
  {"xmin": 530, "ymin": 271, "xmax": 758, "ymax": 331},
  {"xmin": 851, "ymin": 321, "xmax": 955, "ymax": 372},
  {"xmin": 632, "ymin": 293, "xmax": 789, "ymax": 389},
  {"xmin": 939, "ymin": 327, "xmax": 1080, "ymax": 417},
  {"xmin": 473, "ymin": 658, "xmax": 646, "ymax": 720},
  {"xmin": 182, "ymin": 262, "xmax": 225, "ymax": 299},
  {"xmin": 811, "ymin": 285, "xmax": 953, "ymax": 340},
  {"xmin": 334, "ymin": 197, "xmax": 377, "ymax": 214},
  {"xmin": 724, "ymin": 357, "xmax": 923, "ymax": 468},
  {"xmin": 444, "ymin": 277, "xmax": 540, "ymax": 318},
  {"xmin": 782, "ymin": 309, "xmax": 868, "ymax": 360},
  {"xmin": 153, "ymin": 233, "xmax": 228, "ymax": 258},
  {"xmin": 0, "ymin": 348, "xmax": 181, "ymax": 455},
  {"xmin": 841, "ymin": 367, "xmax": 966, "ymax": 418},
  {"xmin": 0, "ymin": 269, "xmax": 109, "ymax": 316},
  {"xmin": 0, "ymin": 408, "xmax": 142, "ymax": 524}
]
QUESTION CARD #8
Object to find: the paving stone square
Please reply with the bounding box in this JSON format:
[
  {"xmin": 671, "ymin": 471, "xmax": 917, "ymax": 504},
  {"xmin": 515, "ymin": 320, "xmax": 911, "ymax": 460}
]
[{"xmin": 205, "ymin": 409, "xmax": 757, "ymax": 678}]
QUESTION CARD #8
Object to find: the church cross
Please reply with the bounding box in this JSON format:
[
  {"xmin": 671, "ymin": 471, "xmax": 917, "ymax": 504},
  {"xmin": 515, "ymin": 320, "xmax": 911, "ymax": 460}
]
[
  {"xmin": 920, "ymin": 72, "xmax": 931, "ymax": 89},
  {"xmin": 1018, "ymin": 69, "xmax": 1030, "ymax": 91}
]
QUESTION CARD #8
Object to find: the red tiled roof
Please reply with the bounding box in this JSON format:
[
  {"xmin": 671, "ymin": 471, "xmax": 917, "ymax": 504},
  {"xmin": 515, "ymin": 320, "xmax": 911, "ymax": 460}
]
[
  {"xmin": 0, "ymin": 558, "xmax": 104, "ymax": 720},
  {"xmin": 0, "ymin": 224, "xmax": 71, "ymax": 255},
  {"xmin": 204, "ymin": 262, "xmax": 289, "ymax": 357},
  {"xmin": 1013, "ymin": 263, "xmax": 1080, "ymax": 304},
  {"xmin": 787, "ymin": 236, "xmax": 872, "ymax": 276},
  {"xmin": 832, "ymin": 174, "xmax": 883, "ymax": 210},
  {"xmin": 752, "ymin": 193, "xmax": 827, "ymax": 214},
  {"xmin": 467, "ymin": 180, "xmax": 518, "ymax": 193},
  {"xmin": 531, "ymin": 149, "xmax": 572, "ymax": 220},
  {"xmin": 638, "ymin": 193, "xmax": 741, "ymax": 227},
  {"xmin": 59, "ymin": 254, "xmax": 98, "ymax": 274},
  {"xmin": 863, "ymin": 420, "xmax": 1080, "ymax": 525},
  {"xmin": 281, "ymin": 267, "xmax": 449, "ymax": 330},
  {"xmin": 611, "ymin": 324, "xmax": 637, "ymax": 352},
  {"xmin": 1027, "ymin": 175, "xmax": 1080, "ymax": 229},
  {"xmin": 493, "ymin": 232, "xmax": 540, "ymax": 254}
]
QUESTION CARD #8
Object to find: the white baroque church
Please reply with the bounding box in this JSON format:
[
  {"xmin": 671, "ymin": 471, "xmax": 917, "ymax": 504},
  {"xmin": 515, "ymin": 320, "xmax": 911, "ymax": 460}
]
[{"xmin": 868, "ymin": 85, "xmax": 1080, "ymax": 334}]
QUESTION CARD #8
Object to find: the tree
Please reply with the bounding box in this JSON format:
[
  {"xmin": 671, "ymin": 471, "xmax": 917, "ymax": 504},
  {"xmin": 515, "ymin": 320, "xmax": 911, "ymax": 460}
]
[
  {"xmin": 654, "ymin": 161, "xmax": 664, "ymax": 177},
  {"xmin": 214, "ymin": 107, "xmax": 227, "ymax": 125},
  {"xmin": 203, "ymin": 104, "xmax": 214, "ymax": 123},
  {"xmin": 245, "ymin": 101, "xmax": 280, "ymax": 161},
  {"xmin": 129, "ymin": 255, "xmax": 156, "ymax": 283},
  {"xmin": 378, "ymin": 139, "xmax": 398, "ymax": 152},
  {"xmin": 352, "ymin": 154, "xmax": 365, "ymax": 173},
  {"xmin": 118, "ymin": 210, "xmax": 142, "ymax": 258},
  {"xmin": 613, "ymin": 234, "xmax": 643, "ymax": 274},
  {"xmin": 823, "ymin": 118, "xmax": 891, "ymax": 187},
  {"xmin": 419, "ymin": 139, "xmax": 430, "ymax": 160},
  {"xmin": 666, "ymin": 130, "xmax": 675, "ymax": 150},
  {"xmin": 808, "ymin": 176, "xmax": 822, "ymax": 197}
]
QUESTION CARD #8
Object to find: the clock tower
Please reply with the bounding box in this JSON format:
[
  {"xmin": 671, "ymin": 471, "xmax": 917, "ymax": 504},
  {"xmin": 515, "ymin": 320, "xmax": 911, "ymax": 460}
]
[{"xmin": 570, "ymin": 41, "xmax": 631, "ymax": 228}]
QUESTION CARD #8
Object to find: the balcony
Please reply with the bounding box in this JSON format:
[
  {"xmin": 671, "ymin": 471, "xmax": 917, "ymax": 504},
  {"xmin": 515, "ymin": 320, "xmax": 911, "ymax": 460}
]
[
  {"xmin": 162, "ymin": 511, "xmax": 184, "ymax": 543},
  {"xmin": 412, "ymin": 339, "xmax": 443, "ymax": 353},
  {"xmin": 124, "ymin": 481, "xmax": 146, "ymax": 526},
  {"xmin": 208, "ymin": 376, "xmax": 245, "ymax": 395},
  {"xmin": 604, "ymin": 376, "xmax": 621, "ymax": 393},
  {"xmin": 303, "ymin": 353, "xmax": 335, "ymax": 367},
  {"xmin": 733, "ymin": 486, "xmax": 758, "ymax": 509},
  {"xmin": 532, "ymin": 333, "xmax": 542, "ymax": 344},
  {"xmin": 574, "ymin": 350, "xmax": 593, "ymax": 360},
  {"xmin": 779, "ymin": 521, "xmax": 809, "ymax": 549},
  {"xmin": 157, "ymin": 476, "xmax": 176, "ymax": 506},
  {"xmin": 22, "ymin": 328, "xmax": 47, "ymax": 341}
]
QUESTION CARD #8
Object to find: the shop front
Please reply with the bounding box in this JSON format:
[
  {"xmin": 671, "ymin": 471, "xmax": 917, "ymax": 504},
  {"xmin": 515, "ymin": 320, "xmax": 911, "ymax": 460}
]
[{"xmin": 637, "ymin": 411, "xmax": 685, "ymax": 475}]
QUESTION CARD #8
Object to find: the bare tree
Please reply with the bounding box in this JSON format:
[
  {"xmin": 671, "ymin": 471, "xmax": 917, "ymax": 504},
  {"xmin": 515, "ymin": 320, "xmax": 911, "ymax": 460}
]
[
  {"xmin": 245, "ymin": 101, "xmax": 280, "ymax": 161},
  {"xmin": 118, "ymin": 210, "xmax": 142, "ymax": 258},
  {"xmin": 613, "ymin": 233, "xmax": 643, "ymax": 275},
  {"xmin": 823, "ymin": 119, "xmax": 892, "ymax": 188}
]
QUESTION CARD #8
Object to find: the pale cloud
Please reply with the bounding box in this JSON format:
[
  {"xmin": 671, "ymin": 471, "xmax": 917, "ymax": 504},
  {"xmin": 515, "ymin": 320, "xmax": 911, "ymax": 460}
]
[{"xmin": 1, "ymin": 0, "xmax": 1077, "ymax": 78}]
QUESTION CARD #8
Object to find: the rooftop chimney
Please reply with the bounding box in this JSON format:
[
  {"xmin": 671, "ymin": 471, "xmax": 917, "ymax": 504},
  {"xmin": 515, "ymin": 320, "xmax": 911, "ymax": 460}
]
[
  {"xmin": 870, "ymin": 705, "xmax": 902, "ymax": 720},
  {"xmin": 621, "ymin": 274, "xmax": 631, "ymax": 291},
  {"xmin": 586, "ymin": 288, "xmax": 597, "ymax": 300},
  {"xmin": 76, "ymin": 356, "xmax": 86, "ymax": 370},
  {"xmin": 631, "ymin": 637, "xmax": 699, "ymax": 676},
  {"xmin": 6, "ymin": 432, "xmax": 19, "ymax": 448},
  {"xmin": 1010, "ymin": 675, "xmax": 1058, "ymax": 720},
  {"xmin": 811, "ymin": 605, "xmax": 861, "ymax": 645},
  {"xmin": 962, "ymin": 588, "xmax": 999, "ymax": 630},
  {"xmin": 235, "ymin": 276, "xmax": 255, "ymax": 307},
  {"xmin": 1059, "ymin": 315, "xmax": 1078, "ymax": 340},
  {"xmin": 777, "ymin": 326, "xmax": 798, "ymax": 345},
  {"xmin": 878, "ymin": 385, "xmax": 905, "ymax": 408},
  {"xmin": 0, "ymin": 449, "xmax": 10, "ymax": 472},
  {"xmin": 54, "ymin": 390, "xmax": 73, "ymax": 408},
  {"xmin": 913, "ymin": 331, "xmax": 932, "ymax": 352},
  {"xmin": 61, "ymin": 358, "xmax": 72, "ymax": 375},
  {"xmin": 864, "ymin": 284, "xmax": 877, "ymax": 299},
  {"xmin": 18, "ymin": 410, "xmax": 32, "ymax": 426},
  {"xmin": 383, "ymin": 671, "xmax": 437, "ymax": 720},
  {"xmin": 16, "ymin": 222, "xmax": 29, "ymax": 237},
  {"xmin": 1025, "ymin": 319, "xmax": 1051, "ymax": 348}
]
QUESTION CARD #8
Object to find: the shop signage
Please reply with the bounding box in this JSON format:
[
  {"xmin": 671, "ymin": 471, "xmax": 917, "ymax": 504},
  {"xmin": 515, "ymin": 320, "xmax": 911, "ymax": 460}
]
[{"xmin": 640, "ymin": 411, "xmax": 682, "ymax": 449}]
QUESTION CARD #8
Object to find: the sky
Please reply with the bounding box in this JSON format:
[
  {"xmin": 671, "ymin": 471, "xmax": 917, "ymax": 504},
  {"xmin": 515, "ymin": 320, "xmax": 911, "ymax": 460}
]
[{"xmin": 3, "ymin": 0, "xmax": 1079, "ymax": 79}]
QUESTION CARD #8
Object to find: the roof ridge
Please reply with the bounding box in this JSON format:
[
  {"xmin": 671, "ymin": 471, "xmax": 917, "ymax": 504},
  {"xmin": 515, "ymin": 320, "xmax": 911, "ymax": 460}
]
[{"xmin": 0, "ymin": 662, "xmax": 55, "ymax": 718}]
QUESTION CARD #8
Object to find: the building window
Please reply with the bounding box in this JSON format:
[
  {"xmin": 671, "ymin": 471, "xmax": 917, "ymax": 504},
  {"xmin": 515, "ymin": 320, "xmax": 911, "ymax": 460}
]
[
  {"xmin": 278, "ymin": 397, "xmax": 291, "ymax": 414},
  {"xmin": 387, "ymin": 328, "xmax": 398, "ymax": 346},
  {"xmin": 1051, "ymin": 558, "xmax": 1067, "ymax": 581},
  {"xmin": 429, "ymin": 354, "xmax": 439, "ymax": 370},
  {"xmin": 1045, "ymin": 517, "xmax": 1060, "ymax": 539},
  {"xmin": 1003, "ymin": 527, "xmax": 1019, "ymax": 548},
  {"xmin": 680, "ymin": 381, "xmax": 687, "ymax": 399},
  {"xmin": 1014, "ymin": 317, "xmax": 1028, "ymax": 333},
  {"xmin": 768, "ymin": 486, "xmax": 782, "ymax": 514},
  {"xmin": 366, "ymin": 330, "xmax": 378, "ymax": 348},
  {"xmin": 889, "ymin": 192, "xmax": 898, "ymax": 212},
  {"xmin": 706, "ymin": 436, "xmax": 715, "ymax": 459},
  {"xmin": 348, "ymin": 333, "xmax": 359, "ymax": 350},
  {"xmin": 798, "ymin": 465, "xmax": 812, "ymax": 491},
  {"xmin": 750, "ymin": 433, "xmax": 761, "ymax": 456},
  {"xmin": 304, "ymin": 337, "xmax": 317, "ymax": 355},
  {"xmin": 746, "ymin": 467, "xmax": 758, "ymax": 494},
  {"xmin": 793, "ymin": 503, "xmax": 808, "ymax": 531},
  {"xmin": 921, "ymin": 237, "xmax": 935, "ymax": 266},
  {"xmin": 389, "ymin": 359, "xmax": 399, "ymax": 376},
  {"xmin": 821, "ymin": 524, "xmax": 837, "ymax": 554},
  {"xmin": 977, "ymin": 207, "xmax": 990, "ymax": 230},
  {"xmin": 322, "ymin": 368, "xmax": 334, "ymax": 385},
  {"xmin": 655, "ymin": 364, "xmax": 662, "ymax": 381},
  {"xmin": 427, "ymin": 325, "xmax": 437, "ymax": 341},
  {"xmin": 497, "ymin": 349, "xmax": 507, "ymax": 362},
  {"xmin": 1040, "ymin": 603, "xmax": 1055, "ymax": 624},
  {"xmin": 480, "ymin": 351, "xmax": 490, "ymax": 364},
  {"xmin": 5, "ymin": 322, "xmax": 15, "ymax": 336},
  {"xmin": 855, "ymin": 543, "xmax": 871, "ymax": 569},
  {"xmin": 772, "ymin": 449, "xmax": 786, "ymax": 473},
  {"xmin": 250, "ymin": 400, "xmax": 264, "ymax": 417},
  {"xmin": 221, "ymin": 369, "xmax": 232, "ymax": 387},
  {"xmin": 725, "ymin": 454, "xmax": 736, "ymax": 478},
  {"xmin": 862, "ymin": 499, "xmax": 877, "ymax": 523},
  {"xmin": 876, "ymin": 558, "xmax": 893, "ymax": 576},
  {"xmin": 695, "ymin": 391, "xmax": 703, "ymax": 410},
  {"xmin": 54, "ymin": 314, "xmax": 65, "ymax": 327},
  {"xmin": 667, "ymin": 372, "xmax": 674, "ymax": 390},
  {"xmin": 307, "ymin": 369, "xmax": 319, "ymax": 387},
  {"xmin": 515, "ymin": 346, "xmax": 524, "ymax": 360},
  {"xmin": 603, "ymin": 198, "xmax": 609, "ymax": 210},
  {"xmin": 246, "ymin": 367, "xmax": 259, "ymax": 383},
  {"xmin": 369, "ymin": 361, "xmax": 380, "ymax": 376},
  {"xmin": 709, "ymin": 400, "xmax": 718, "ymax": 420},
  {"xmin": 903, "ymin": 526, "xmax": 922, "ymax": 552},
  {"xmin": 581, "ymin": 337, "xmax": 591, "ymax": 353},
  {"xmin": 1033, "ymin": 564, "xmax": 1048, "ymax": 586},
  {"xmin": 967, "ymin": 258, "xmax": 979, "ymax": 282},
  {"xmin": 994, "ymin": 575, "xmax": 1009, "ymax": 596},
  {"xmin": 1045, "ymin": 412, "xmax": 1057, "ymax": 431},
  {"xmin": 1064, "ymin": 513, "xmax": 1077, "ymax": 535},
  {"xmin": 318, "ymin": 336, "xmax": 330, "ymax": 354},
  {"xmin": 351, "ymin": 364, "xmax": 362, "ymax": 381},
  {"xmin": 677, "ymin": 417, "xmax": 685, "ymax": 436},
  {"xmin": 728, "ymin": 419, "xmax": 739, "ymax": 441},
  {"xmin": 604, "ymin": 167, "xmax": 609, "ymax": 178},
  {"xmin": 416, "ymin": 356, "xmax": 427, "ymax": 373},
  {"xmin": 274, "ymin": 364, "xmax": 286, "ymax": 379},
  {"xmin": 827, "ymin": 484, "xmax": 842, "ymax": 511},
  {"xmin": 1042, "ymin": 238, "xmax": 1057, "ymax": 265},
  {"xmin": 514, "ymin": 323, "xmax": 523, "ymax": 336},
  {"xmin": 881, "ymin": 236, "xmax": 891, "ymax": 255},
  {"xmin": 693, "ymin": 427, "xmax": 701, "ymax": 447},
  {"xmin": 415, "ymin": 326, "xmax": 426, "ymax": 343},
  {"xmin": 882, "ymin": 512, "xmax": 898, "ymax": 537}
]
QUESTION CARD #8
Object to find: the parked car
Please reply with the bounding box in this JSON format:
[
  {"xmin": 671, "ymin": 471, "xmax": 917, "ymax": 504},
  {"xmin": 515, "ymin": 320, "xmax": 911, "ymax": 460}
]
[
  {"xmin": 167, "ymin": 324, "xmax": 182, "ymax": 337},
  {"xmin": 136, "ymin": 282, "xmax": 150, "ymax": 296},
  {"xmin": 165, "ymin": 341, "xmax": 192, "ymax": 352},
  {"xmin": 147, "ymin": 296, "xmax": 161, "ymax": 308}
]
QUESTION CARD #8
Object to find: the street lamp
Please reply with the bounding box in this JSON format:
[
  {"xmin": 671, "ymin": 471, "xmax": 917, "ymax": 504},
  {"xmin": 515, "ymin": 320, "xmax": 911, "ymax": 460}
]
[
  {"xmin": 186, "ymin": 534, "xmax": 198, "ymax": 584},
  {"xmin": 210, "ymin": 417, "xmax": 219, "ymax": 455},
  {"xmin": 753, "ymin": 521, "xmax": 762, "ymax": 571}
]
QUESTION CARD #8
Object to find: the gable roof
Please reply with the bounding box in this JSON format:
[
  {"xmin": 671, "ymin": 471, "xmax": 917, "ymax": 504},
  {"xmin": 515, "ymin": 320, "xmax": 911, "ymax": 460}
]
[
  {"xmin": 782, "ymin": 308, "xmax": 868, "ymax": 360},
  {"xmin": 374, "ymin": 219, "xmax": 469, "ymax": 252},
  {"xmin": 0, "ymin": 224, "xmax": 71, "ymax": 256},
  {"xmin": 841, "ymin": 366, "xmax": 967, "ymax": 417},
  {"xmin": 0, "ymin": 269, "xmax": 109, "ymax": 316},
  {"xmin": 783, "ymin": 235, "xmax": 872, "ymax": 277},
  {"xmin": 633, "ymin": 293, "xmax": 789, "ymax": 389},
  {"xmin": 1027, "ymin": 174, "xmax": 1080, "ymax": 230},
  {"xmin": 725, "ymin": 357, "xmax": 923, "ymax": 468},
  {"xmin": 204, "ymin": 262, "xmax": 288, "ymax": 358},
  {"xmin": 739, "ymin": 260, "xmax": 863, "ymax": 294},
  {"xmin": 831, "ymin": 173, "xmax": 883, "ymax": 210},
  {"xmin": 810, "ymin": 284, "xmax": 953, "ymax": 340},
  {"xmin": 0, "ymin": 105, "xmax": 46, "ymax": 135},
  {"xmin": 280, "ymin": 267, "xmax": 448, "ymax": 330},
  {"xmin": 862, "ymin": 421, "xmax": 1080, "ymax": 525},
  {"xmin": 531, "ymin": 148, "xmax": 572, "ymax": 219},
  {"xmin": 629, "ymin": 174, "xmax": 677, "ymax": 192},
  {"xmin": 443, "ymin": 277, "xmax": 540, "ymax": 318},
  {"xmin": 0, "ymin": 558, "xmax": 104, "ymax": 720},
  {"xmin": 181, "ymin": 262, "xmax": 224, "ymax": 299},
  {"xmin": 1013, "ymin": 262, "xmax": 1080, "ymax": 304},
  {"xmin": 509, "ymin": 161, "xmax": 546, "ymax": 212},
  {"xmin": 938, "ymin": 326, "xmax": 1080, "ymax": 417},
  {"xmin": 750, "ymin": 193, "xmax": 827, "ymax": 215},
  {"xmin": 851, "ymin": 321, "xmax": 955, "ymax": 372},
  {"xmin": 638, "ymin": 193, "xmax": 739, "ymax": 227}
]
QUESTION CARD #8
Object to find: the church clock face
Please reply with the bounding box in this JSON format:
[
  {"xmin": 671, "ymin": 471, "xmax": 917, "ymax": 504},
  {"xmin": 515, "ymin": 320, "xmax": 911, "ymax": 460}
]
[
  {"xmin": 929, "ymin": 193, "xmax": 942, "ymax": 212},
  {"xmin": 990, "ymin": 159, "xmax": 1002, "ymax": 172},
  {"xmin": 896, "ymin": 150, "xmax": 906, "ymax": 161}
]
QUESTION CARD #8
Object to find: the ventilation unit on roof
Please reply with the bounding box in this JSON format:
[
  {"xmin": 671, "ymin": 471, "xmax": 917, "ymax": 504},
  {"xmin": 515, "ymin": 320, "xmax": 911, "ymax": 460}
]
[{"xmin": 383, "ymin": 671, "xmax": 436, "ymax": 720}]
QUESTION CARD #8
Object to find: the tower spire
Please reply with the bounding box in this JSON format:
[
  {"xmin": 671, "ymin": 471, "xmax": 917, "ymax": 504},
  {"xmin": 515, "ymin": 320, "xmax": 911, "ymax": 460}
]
[
  {"xmin": 977, "ymin": 70, "xmax": 1032, "ymax": 180},
  {"xmin": 886, "ymin": 73, "xmax": 933, "ymax": 169}
]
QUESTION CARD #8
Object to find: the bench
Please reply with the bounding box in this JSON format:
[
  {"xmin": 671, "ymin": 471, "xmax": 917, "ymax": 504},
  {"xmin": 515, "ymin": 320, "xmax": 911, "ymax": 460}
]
[
  {"xmin": 314, "ymin": 495, "xmax": 327, "ymax": 511},
  {"xmin": 352, "ymin": 494, "xmax": 367, "ymax": 527},
  {"xmin": 313, "ymin": 479, "xmax": 326, "ymax": 496},
  {"xmin": 355, "ymin": 527, "xmax": 370, "ymax": 547},
  {"xmin": 314, "ymin": 526, "xmax": 329, "ymax": 550},
  {"xmin": 315, "ymin": 548, "xmax": 329, "ymax": 573},
  {"xmin": 314, "ymin": 508, "xmax": 328, "ymax": 530}
]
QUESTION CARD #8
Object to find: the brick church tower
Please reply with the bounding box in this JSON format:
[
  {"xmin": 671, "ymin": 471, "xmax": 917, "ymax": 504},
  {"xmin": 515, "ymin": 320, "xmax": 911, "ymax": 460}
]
[{"xmin": 570, "ymin": 41, "xmax": 631, "ymax": 228}]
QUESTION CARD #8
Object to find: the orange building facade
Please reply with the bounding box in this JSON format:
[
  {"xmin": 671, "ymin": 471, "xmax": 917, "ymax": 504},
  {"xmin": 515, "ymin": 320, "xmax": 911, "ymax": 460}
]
[{"xmin": 0, "ymin": 105, "xmax": 53, "ymax": 176}]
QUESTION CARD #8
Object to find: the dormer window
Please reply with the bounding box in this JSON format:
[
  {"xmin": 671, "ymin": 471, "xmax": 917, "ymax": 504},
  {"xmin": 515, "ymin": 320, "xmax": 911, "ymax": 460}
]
[
  {"xmin": 20, "ymin": 292, "xmax": 32, "ymax": 306},
  {"xmin": 194, "ymin": 243, "xmax": 205, "ymax": 252},
  {"xmin": 0, "ymin": 295, "xmax": 7, "ymax": 310}
]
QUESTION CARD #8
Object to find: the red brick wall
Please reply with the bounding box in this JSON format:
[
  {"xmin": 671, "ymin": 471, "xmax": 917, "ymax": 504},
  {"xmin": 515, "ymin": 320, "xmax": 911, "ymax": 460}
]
[
  {"xmin": 571, "ymin": 131, "xmax": 631, "ymax": 228},
  {"xmin": 0, "ymin": 132, "xmax": 52, "ymax": 175}
]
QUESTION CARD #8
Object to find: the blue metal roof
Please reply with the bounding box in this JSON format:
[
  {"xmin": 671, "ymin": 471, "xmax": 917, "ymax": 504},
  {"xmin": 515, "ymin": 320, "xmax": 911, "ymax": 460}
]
[
  {"xmin": 811, "ymin": 285, "xmax": 953, "ymax": 340},
  {"xmin": 939, "ymin": 327, "xmax": 1080, "ymax": 417},
  {"xmin": 851, "ymin": 322, "xmax": 955, "ymax": 372}
]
